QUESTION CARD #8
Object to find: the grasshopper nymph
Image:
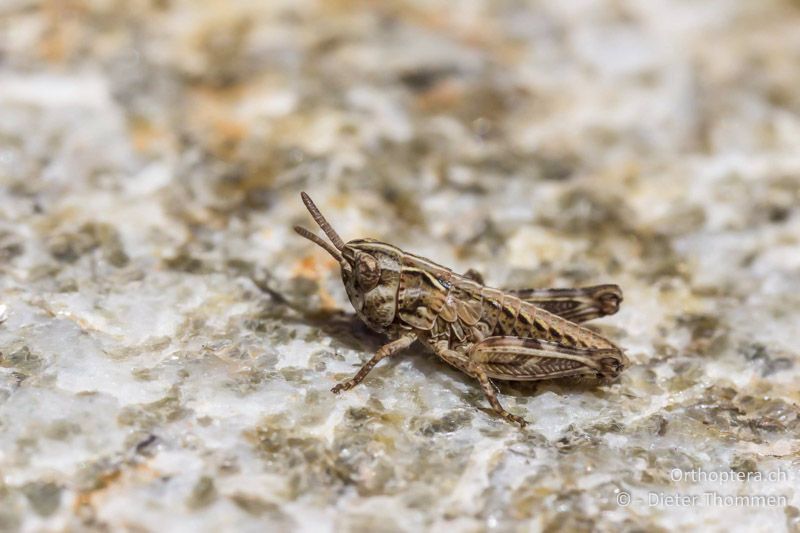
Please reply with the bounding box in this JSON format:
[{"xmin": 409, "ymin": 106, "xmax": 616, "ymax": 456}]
[{"xmin": 294, "ymin": 192, "xmax": 628, "ymax": 426}]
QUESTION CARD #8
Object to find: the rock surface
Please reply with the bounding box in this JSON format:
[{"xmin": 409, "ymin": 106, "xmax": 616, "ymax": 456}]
[{"xmin": 1, "ymin": 1, "xmax": 800, "ymax": 531}]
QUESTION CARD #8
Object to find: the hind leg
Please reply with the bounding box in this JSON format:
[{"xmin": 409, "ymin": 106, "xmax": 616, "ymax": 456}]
[
  {"xmin": 431, "ymin": 340, "xmax": 527, "ymax": 427},
  {"xmin": 472, "ymin": 365, "xmax": 527, "ymax": 427}
]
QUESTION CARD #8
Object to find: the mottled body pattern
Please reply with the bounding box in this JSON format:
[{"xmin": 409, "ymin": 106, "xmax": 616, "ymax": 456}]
[{"xmin": 295, "ymin": 193, "xmax": 628, "ymax": 426}]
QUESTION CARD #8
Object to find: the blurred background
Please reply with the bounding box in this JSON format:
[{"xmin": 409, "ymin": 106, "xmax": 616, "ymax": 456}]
[{"xmin": 1, "ymin": 1, "xmax": 800, "ymax": 532}]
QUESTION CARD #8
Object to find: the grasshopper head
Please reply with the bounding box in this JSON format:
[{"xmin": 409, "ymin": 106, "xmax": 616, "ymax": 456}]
[{"xmin": 294, "ymin": 192, "xmax": 402, "ymax": 331}]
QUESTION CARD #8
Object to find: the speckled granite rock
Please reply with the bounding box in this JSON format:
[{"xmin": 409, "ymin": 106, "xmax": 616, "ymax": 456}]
[{"xmin": 2, "ymin": 1, "xmax": 800, "ymax": 532}]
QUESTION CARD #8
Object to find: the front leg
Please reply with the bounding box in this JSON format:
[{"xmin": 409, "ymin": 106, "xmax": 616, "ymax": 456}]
[{"xmin": 331, "ymin": 334, "xmax": 416, "ymax": 394}]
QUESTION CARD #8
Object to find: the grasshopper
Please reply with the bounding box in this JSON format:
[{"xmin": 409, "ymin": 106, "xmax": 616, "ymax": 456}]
[{"xmin": 294, "ymin": 192, "xmax": 628, "ymax": 426}]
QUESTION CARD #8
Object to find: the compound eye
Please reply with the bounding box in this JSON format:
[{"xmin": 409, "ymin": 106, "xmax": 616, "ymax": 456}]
[{"xmin": 355, "ymin": 253, "xmax": 380, "ymax": 291}]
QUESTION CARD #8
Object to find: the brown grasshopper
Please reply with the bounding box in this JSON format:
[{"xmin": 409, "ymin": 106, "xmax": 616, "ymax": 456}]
[{"xmin": 294, "ymin": 192, "xmax": 628, "ymax": 426}]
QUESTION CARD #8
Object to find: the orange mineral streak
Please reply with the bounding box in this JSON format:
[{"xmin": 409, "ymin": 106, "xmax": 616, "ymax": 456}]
[
  {"xmin": 187, "ymin": 86, "xmax": 249, "ymax": 159},
  {"xmin": 292, "ymin": 255, "xmax": 340, "ymax": 310},
  {"xmin": 416, "ymin": 79, "xmax": 465, "ymax": 111},
  {"xmin": 73, "ymin": 463, "xmax": 162, "ymax": 512},
  {"xmin": 130, "ymin": 118, "xmax": 168, "ymax": 154},
  {"xmin": 72, "ymin": 469, "xmax": 121, "ymax": 512},
  {"xmin": 38, "ymin": 0, "xmax": 82, "ymax": 63}
]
